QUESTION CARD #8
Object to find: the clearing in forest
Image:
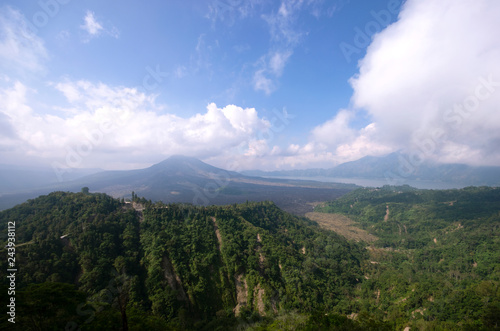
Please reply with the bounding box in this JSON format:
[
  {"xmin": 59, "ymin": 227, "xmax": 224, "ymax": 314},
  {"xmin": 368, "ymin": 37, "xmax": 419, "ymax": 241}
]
[{"xmin": 305, "ymin": 212, "xmax": 378, "ymax": 243}]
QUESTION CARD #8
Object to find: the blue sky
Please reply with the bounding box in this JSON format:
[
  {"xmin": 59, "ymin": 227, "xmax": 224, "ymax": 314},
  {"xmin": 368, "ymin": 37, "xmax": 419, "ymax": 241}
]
[{"xmin": 1, "ymin": 0, "xmax": 499, "ymax": 172}]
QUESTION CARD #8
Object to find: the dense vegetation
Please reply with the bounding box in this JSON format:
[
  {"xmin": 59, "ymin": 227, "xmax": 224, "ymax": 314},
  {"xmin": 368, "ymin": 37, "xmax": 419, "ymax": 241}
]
[
  {"xmin": 0, "ymin": 191, "xmax": 369, "ymax": 330},
  {"xmin": 1, "ymin": 186, "xmax": 498, "ymax": 330},
  {"xmin": 316, "ymin": 185, "xmax": 500, "ymax": 330}
]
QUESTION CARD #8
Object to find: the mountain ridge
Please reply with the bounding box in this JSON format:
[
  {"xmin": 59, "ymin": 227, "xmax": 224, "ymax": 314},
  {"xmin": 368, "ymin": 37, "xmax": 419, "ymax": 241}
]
[
  {"xmin": 242, "ymin": 152, "xmax": 500, "ymax": 187},
  {"xmin": 0, "ymin": 155, "xmax": 354, "ymax": 213}
]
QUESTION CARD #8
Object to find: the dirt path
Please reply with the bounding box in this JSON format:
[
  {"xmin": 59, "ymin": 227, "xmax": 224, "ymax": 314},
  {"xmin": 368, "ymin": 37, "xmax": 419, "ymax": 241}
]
[{"xmin": 384, "ymin": 204, "xmax": 389, "ymax": 222}]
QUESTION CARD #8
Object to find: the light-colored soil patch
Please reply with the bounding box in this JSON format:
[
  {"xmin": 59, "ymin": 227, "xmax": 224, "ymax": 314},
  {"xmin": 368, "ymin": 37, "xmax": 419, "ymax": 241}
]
[
  {"xmin": 306, "ymin": 212, "xmax": 378, "ymax": 243},
  {"xmin": 384, "ymin": 204, "xmax": 389, "ymax": 222},
  {"xmin": 123, "ymin": 201, "xmax": 145, "ymax": 222},
  {"xmin": 254, "ymin": 284, "xmax": 266, "ymax": 316},
  {"xmin": 211, "ymin": 217, "xmax": 222, "ymax": 252},
  {"xmin": 411, "ymin": 308, "xmax": 427, "ymax": 317},
  {"xmin": 234, "ymin": 274, "xmax": 248, "ymax": 316},
  {"xmin": 259, "ymin": 252, "xmax": 265, "ymax": 265},
  {"xmin": 16, "ymin": 240, "xmax": 35, "ymax": 247}
]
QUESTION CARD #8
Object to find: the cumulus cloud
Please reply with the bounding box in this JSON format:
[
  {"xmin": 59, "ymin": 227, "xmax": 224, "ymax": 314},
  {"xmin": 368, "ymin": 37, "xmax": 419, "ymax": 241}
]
[
  {"xmin": 273, "ymin": 0, "xmax": 500, "ymax": 169},
  {"xmin": 0, "ymin": 80, "xmax": 270, "ymax": 169},
  {"xmin": 349, "ymin": 0, "xmax": 500, "ymax": 166},
  {"xmin": 311, "ymin": 110, "xmax": 356, "ymax": 148},
  {"xmin": 0, "ymin": 7, "xmax": 48, "ymax": 74}
]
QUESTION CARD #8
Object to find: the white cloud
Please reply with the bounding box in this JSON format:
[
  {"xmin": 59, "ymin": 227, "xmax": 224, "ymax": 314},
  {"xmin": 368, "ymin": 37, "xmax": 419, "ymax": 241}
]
[
  {"xmin": 253, "ymin": 68, "xmax": 275, "ymax": 95},
  {"xmin": 269, "ymin": 0, "xmax": 500, "ymax": 169},
  {"xmin": 0, "ymin": 80, "xmax": 270, "ymax": 169},
  {"xmin": 80, "ymin": 10, "xmax": 119, "ymax": 42},
  {"xmin": 262, "ymin": 0, "xmax": 304, "ymax": 45},
  {"xmin": 0, "ymin": 7, "xmax": 48, "ymax": 74},
  {"xmin": 348, "ymin": 0, "xmax": 500, "ymax": 166},
  {"xmin": 206, "ymin": 0, "xmax": 263, "ymax": 25},
  {"xmin": 269, "ymin": 50, "xmax": 292, "ymax": 76},
  {"xmin": 253, "ymin": 0, "xmax": 318, "ymax": 94},
  {"xmin": 311, "ymin": 110, "xmax": 356, "ymax": 148},
  {"xmin": 253, "ymin": 50, "xmax": 293, "ymax": 94},
  {"xmin": 81, "ymin": 11, "xmax": 102, "ymax": 35}
]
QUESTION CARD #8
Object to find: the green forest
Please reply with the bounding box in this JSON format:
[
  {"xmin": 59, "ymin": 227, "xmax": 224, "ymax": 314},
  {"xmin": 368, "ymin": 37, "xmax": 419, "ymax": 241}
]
[
  {"xmin": 0, "ymin": 186, "xmax": 499, "ymax": 330},
  {"xmin": 315, "ymin": 185, "xmax": 500, "ymax": 330}
]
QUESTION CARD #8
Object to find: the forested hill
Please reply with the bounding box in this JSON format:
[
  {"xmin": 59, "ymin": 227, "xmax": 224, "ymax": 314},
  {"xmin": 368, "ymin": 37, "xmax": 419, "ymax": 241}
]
[
  {"xmin": 0, "ymin": 191, "xmax": 370, "ymax": 330},
  {"xmin": 315, "ymin": 185, "xmax": 500, "ymax": 330},
  {"xmin": 1, "ymin": 187, "xmax": 499, "ymax": 330}
]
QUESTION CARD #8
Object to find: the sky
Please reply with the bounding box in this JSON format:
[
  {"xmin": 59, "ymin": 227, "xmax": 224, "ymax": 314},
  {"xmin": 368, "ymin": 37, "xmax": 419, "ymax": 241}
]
[{"xmin": 0, "ymin": 0, "xmax": 500, "ymax": 173}]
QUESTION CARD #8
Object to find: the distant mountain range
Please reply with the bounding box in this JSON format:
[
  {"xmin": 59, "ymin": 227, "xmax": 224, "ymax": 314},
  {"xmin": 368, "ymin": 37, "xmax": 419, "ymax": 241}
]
[
  {"xmin": 242, "ymin": 152, "xmax": 500, "ymax": 187},
  {"xmin": 1, "ymin": 153, "xmax": 498, "ymax": 212},
  {"xmin": 0, "ymin": 155, "xmax": 353, "ymax": 213}
]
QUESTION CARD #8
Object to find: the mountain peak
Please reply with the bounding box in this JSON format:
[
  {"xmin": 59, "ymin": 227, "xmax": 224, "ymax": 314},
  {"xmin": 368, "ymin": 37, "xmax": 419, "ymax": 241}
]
[
  {"xmin": 167, "ymin": 155, "xmax": 200, "ymax": 161},
  {"xmin": 152, "ymin": 155, "xmax": 207, "ymax": 168},
  {"xmin": 147, "ymin": 155, "xmax": 236, "ymax": 177}
]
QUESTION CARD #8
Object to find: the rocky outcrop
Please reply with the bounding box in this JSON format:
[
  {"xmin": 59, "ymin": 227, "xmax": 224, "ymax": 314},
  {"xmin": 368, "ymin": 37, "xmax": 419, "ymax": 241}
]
[{"xmin": 161, "ymin": 254, "xmax": 188, "ymax": 302}]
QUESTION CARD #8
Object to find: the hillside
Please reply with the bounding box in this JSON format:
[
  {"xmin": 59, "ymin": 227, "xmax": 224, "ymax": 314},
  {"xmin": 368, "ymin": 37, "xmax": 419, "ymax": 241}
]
[
  {"xmin": 0, "ymin": 192, "xmax": 369, "ymax": 330},
  {"xmin": 315, "ymin": 186, "xmax": 500, "ymax": 330},
  {"xmin": 1, "ymin": 187, "xmax": 499, "ymax": 330}
]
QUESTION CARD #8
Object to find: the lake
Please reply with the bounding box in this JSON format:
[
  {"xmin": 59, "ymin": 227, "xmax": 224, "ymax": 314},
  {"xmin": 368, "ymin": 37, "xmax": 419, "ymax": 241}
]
[{"xmin": 262, "ymin": 176, "xmax": 465, "ymax": 190}]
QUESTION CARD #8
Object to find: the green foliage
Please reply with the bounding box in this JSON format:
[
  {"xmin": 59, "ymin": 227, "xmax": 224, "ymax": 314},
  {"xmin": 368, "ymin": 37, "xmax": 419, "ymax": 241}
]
[
  {"xmin": 316, "ymin": 185, "xmax": 500, "ymax": 330},
  {"xmin": 1, "ymin": 186, "xmax": 497, "ymax": 329},
  {"xmin": 0, "ymin": 191, "xmax": 365, "ymax": 329},
  {"xmin": 0, "ymin": 282, "xmax": 87, "ymax": 330}
]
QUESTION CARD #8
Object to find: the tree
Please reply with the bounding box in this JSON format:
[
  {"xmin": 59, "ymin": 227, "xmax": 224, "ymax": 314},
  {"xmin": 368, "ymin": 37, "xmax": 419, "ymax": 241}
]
[
  {"xmin": 82, "ymin": 187, "xmax": 90, "ymax": 194},
  {"xmin": 16, "ymin": 282, "xmax": 87, "ymax": 330}
]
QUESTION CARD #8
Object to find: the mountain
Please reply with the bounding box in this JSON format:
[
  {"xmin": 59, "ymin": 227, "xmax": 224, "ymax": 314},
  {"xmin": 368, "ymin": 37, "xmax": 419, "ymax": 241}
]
[
  {"xmin": 0, "ymin": 155, "xmax": 355, "ymax": 213},
  {"xmin": 65, "ymin": 155, "xmax": 246, "ymax": 197},
  {"xmin": 243, "ymin": 152, "xmax": 500, "ymax": 187}
]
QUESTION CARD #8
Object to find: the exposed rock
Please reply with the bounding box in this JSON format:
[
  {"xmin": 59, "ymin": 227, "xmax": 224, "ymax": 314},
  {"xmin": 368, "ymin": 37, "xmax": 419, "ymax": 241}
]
[{"xmin": 161, "ymin": 255, "xmax": 188, "ymax": 302}]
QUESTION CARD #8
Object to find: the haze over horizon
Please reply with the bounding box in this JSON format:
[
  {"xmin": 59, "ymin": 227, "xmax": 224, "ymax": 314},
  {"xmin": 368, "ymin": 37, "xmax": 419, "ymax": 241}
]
[{"xmin": 1, "ymin": 0, "xmax": 500, "ymax": 173}]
